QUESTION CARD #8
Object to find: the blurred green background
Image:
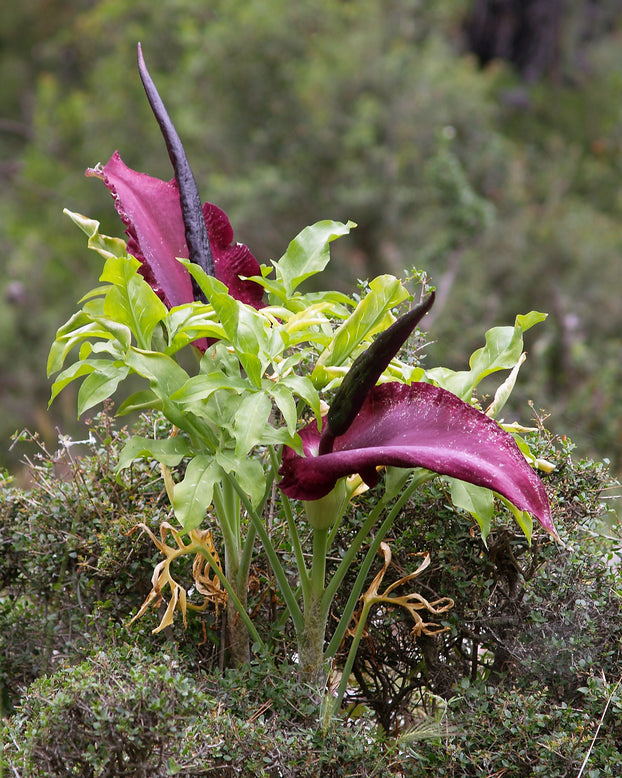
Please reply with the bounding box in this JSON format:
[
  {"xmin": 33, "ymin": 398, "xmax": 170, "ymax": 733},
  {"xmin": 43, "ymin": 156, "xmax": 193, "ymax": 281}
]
[{"xmin": 2, "ymin": 0, "xmax": 622, "ymax": 475}]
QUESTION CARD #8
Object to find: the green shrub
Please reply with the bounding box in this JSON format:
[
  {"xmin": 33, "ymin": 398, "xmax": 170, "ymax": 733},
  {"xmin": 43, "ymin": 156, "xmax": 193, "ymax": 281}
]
[
  {"xmin": 409, "ymin": 678, "xmax": 622, "ymax": 777},
  {"xmin": 0, "ymin": 408, "xmax": 220, "ymax": 712},
  {"xmin": 2, "ymin": 645, "xmax": 391, "ymax": 777},
  {"xmin": 331, "ymin": 424, "xmax": 620, "ymax": 711},
  {"xmin": 3, "ymin": 646, "xmax": 214, "ymax": 777}
]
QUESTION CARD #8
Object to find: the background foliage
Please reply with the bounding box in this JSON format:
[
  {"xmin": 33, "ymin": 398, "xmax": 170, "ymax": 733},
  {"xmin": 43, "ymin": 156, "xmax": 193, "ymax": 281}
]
[{"xmin": 2, "ymin": 0, "xmax": 622, "ymax": 473}]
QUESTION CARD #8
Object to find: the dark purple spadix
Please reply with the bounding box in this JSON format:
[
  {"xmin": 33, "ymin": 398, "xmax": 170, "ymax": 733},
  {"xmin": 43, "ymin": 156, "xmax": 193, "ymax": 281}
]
[
  {"xmin": 137, "ymin": 42, "xmax": 214, "ymax": 281},
  {"xmin": 319, "ymin": 292, "xmax": 435, "ymax": 454}
]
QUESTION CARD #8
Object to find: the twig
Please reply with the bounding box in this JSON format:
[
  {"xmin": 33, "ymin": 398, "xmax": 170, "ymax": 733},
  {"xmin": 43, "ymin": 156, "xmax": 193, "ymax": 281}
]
[{"xmin": 576, "ymin": 672, "xmax": 620, "ymax": 778}]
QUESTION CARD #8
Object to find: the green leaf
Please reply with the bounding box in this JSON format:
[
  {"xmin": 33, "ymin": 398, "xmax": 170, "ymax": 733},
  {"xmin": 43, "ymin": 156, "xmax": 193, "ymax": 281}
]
[
  {"xmin": 274, "ymin": 220, "xmax": 355, "ymax": 296},
  {"xmin": 278, "ymin": 375, "xmax": 322, "ymax": 427},
  {"xmin": 232, "ymin": 392, "xmax": 273, "ymax": 458},
  {"xmin": 48, "ymin": 312, "xmax": 121, "ymax": 376},
  {"xmin": 448, "ymin": 478, "xmax": 495, "ymax": 540},
  {"xmin": 169, "ymin": 372, "xmax": 249, "ymax": 405},
  {"xmin": 90, "ymin": 316, "xmax": 133, "ymax": 351},
  {"xmin": 314, "ymin": 274, "xmax": 409, "ymax": 373},
  {"xmin": 64, "ymin": 208, "xmax": 127, "ymax": 259},
  {"xmin": 385, "ymin": 360, "xmax": 426, "ymax": 384},
  {"xmin": 468, "ymin": 325, "xmax": 526, "ymax": 379},
  {"xmin": 485, "ymin": 352, "xmax": 526, "ymax": 419},
  {"xmin": 99, "ymin": 253, "xmax": 139, "ymax": 285},
  {"xmin": 173, "ymin": 455, "xmax": 223, "ymax": 532},
  {"xmin": 164, "ymin": 304, "xmax": 225, "ymax": 354},
  {"xmin": 513, "ymin": 509, "xmax": 533, "ymax": 544},
  {"xmin": 124, "ymin": 348, "xmax": 189, "ymax": 398},
  {"xmin": 500, "ymin": 496, "xmax": 534, "ymax": 543},
  {"xmin": 384, "ymin": 466, "xmax": 421, "ymax": 501},
  {"xmin": 215, "ymin": 451, "xmax": 265, "ymax": 508},
  {"xmin": 101, "ymin": 256, "xmax": 168, "ymax": 349},
  {"xmin": 116, "ymin": 390, "xmax": 161, "ymax": 416},
  {"xmin": 49, "ymin": 360, "xmax": 95, "ymax": 405},
  {"xmin": 176, "ymin": 388, "xmax": 238, "ymax": 438},
  {"xmin": 303, "ymin": 289, "xmax": 355, "ymax": 311},
  {"xmin": 77, "ymin": 361, "xmax": 130, "ymax": 415},
  {"xmin": 78, "ymin": 284, "xmax": 111, "ymax": 303},
  {"xmin": 515, "ymin": 311, "xmax": 547, "ymax": 330},
  {"xmin": 426, "ymin": 311, "xmax": 547, "ymax": 399},
  {"xmin": 272, "ymin": 348, "xmax": 318, "ymax": 376},
  {"xmin": 279, "ymin": 303, "xmax": 335, "ymax": 347},
  {"xmin": 230, "ymin": 306, "xmax": 272, "ymax": 386},
  {"xmin": 266, "ymin": 382, "xmax": 298, "ymax": 435},
  {"xmin": 182, "ymin": 268, "xmax": 270, "ymax": 386},
  {"xmin": 123, "ymin": 349, "xmax": 205, "ymax": 436},
  {"xmin": 116, "ymin": 435, "xmax": 193, "ymax": 471},
  {"xmin": 198, "ymin": 340, "xmax": 243, "ymax": 378},
  {"xmin": 248, "ymin": 273, "xmax": 290, "ymax": 304}
]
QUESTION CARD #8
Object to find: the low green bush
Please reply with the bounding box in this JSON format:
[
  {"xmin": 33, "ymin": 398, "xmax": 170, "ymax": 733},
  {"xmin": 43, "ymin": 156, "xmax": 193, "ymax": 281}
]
[
  {"xmin": 0, "ymin": 408, "xmax": 219, "ymax": 712},
  {"xmin": 2, "ymin": 645, "xmax": 391, "ymax": 777},
  {"xmin": 330, "ymin": 426, "xmax": 622, "ymax": 774},
  {"xmin": 410, "ymin": 677, "xmax": 622, "ymax": 777}
]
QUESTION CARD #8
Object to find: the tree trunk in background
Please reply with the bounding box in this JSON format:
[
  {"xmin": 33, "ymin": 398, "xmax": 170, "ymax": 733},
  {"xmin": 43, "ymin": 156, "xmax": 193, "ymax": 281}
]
[{"xmin": 464, "ymin": 0, "xmax": 565, "ymax": 81}]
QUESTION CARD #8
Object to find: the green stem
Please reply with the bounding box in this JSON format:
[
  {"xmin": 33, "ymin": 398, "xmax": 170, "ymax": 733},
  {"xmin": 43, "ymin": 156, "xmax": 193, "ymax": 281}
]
[
  {"xmin": 332, "ymin": 598, "xmax": 374, "ymax": 715},
  {"xmin": 325, "ymin": 470, "xmax": 432, "ymax": 659},
  {"xmin": 325, "ymin": 484, "xmax": 354, "ymax": 550},
  {"xmin": 238, "ymin": 521, "xmax": 257, "ymax": 593},
  {"xmin": 269, "ymin": 446, "xmax": 310, "ymax": 599},
  {"xmin": 309, "ymin": 527, "xmax": 328, "ymax": 610},
  {"xmin": 237, "ymin": 448, "xmax": 282, "ymax": 594},
  {"xmin": 238, "ymin": 451, "xmax": 278, "ymax": 592},
  {"xmin": 226, "ymin": 474, "xmax": 304, "ymax": 634},
  {"xmin": 211, "ymin": 477, "xmax": 252, "ymax": 665},
  {"xmin": 212, "ymin": 481, "xmax": 241, "ymax": 570},
  {"xmin": 284, "ymin": 494, "xmax": 311, "ymax": 600},
  {"xmin": 323, "ymin": 492, "xmax": 389, "ymax": 608},
  {"xmin": 161, "ymin": 399, "xmax": 218, "ymax": 453}
]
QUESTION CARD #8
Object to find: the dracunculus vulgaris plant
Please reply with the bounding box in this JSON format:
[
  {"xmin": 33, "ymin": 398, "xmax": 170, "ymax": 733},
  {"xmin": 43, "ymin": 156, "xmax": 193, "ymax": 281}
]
[{"xmin": 49, "ymin": 44, "xmax": 555, "ymax": 702}]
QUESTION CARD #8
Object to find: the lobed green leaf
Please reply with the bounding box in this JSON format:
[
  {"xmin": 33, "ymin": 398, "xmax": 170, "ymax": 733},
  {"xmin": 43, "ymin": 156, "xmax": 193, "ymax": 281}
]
[
  {"xmin": 124, "ymin": 348, "xmax": 189, "ymax": 398},
  {"xmin": 164, "ymin": 304, "xmax": 225, "ymax": 354},
  {"xmin": 173, "ymin": 455, "xmax": 223, "ymax": 531},
  {"xmin": 232, "ymin": 393, "xmax": 273, "ymax": 458},
  {"xmin": 64, "ymin": 208, "xmax": 128, "ymax": 259},
  {"xmin": 77, "ymin": 361, "xmax": 130, "ymax": 416},
  {"xmin": 313, "ymin": 274, "xmax": 409, "ymax": 375},
  {"xmin": 48, "ymin": 312, "xmax": 124, "ymax": 376},
  {"xmin": 101, "ymin": 256, "xmax": 168, "ymax": 349},
  {"xmin": 426, "ymin": 311, "xmax": 547, "ymax": 399},
  {"xmin": 116, "ymin": 435, "xmax": 194, "ymax": 471},
  {"xmin": 215, "ymin": 451, "xmax": 266, "ymax": 508},
  {"xmin": 448, "ymin": 478, "xmax": 495, "ymax": 540},
  {"xmin": 169, "ymin": 372, "xmax": 249, "ymax": 405},
  {"xmin": 116, "ymin": 389, "xmax": 161, "ymax": 416},
  {"xmin": 183, "ymin": 267, "xmax": 273, "ymax": 386},
  {"xmin": 49, "ymin": 361, "xmax": 96, "ymax": 406}
]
